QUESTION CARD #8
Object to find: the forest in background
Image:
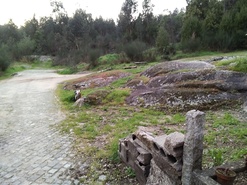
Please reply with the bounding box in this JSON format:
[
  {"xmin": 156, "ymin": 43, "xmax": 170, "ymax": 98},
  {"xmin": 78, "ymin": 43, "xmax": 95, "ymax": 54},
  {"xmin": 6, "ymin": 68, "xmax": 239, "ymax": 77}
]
[{"xmin": 0, "ymin": 0, "xmax": 247, "ymax": 72}]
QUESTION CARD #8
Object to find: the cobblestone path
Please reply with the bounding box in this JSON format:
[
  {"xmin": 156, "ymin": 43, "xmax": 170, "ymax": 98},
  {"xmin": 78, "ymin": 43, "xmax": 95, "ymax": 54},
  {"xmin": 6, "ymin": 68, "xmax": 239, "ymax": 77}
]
[{"xmin": 0, "ymin": 70, "xmax": 88, "ymax": 185}]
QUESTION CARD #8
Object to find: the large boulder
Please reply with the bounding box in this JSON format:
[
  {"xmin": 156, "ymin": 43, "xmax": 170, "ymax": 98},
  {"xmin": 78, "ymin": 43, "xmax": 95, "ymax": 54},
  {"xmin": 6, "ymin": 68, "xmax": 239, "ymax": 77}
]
[
  {"xmin": 126, "ymin": 60, "xmax": 247, "ymax": 111},
  {"xmin": 141, "ymin": 61, "xmax": 215, "ymax": 78}
]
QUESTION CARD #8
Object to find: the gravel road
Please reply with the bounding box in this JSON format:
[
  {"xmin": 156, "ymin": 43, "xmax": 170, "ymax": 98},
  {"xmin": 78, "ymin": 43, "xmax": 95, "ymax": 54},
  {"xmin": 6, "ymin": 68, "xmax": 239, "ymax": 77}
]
[{"xmin": 0, "ymin": 70, "xmax": 89, "ymax": 185}]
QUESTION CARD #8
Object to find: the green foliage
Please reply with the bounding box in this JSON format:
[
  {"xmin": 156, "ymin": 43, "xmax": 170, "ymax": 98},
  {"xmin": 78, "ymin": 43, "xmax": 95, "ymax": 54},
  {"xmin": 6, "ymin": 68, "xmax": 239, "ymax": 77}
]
[
  {"xmin": 1, "ymin": 0, "xmax": 247, "ymax": 67},
  {"xmin": 232, "ymin": 57, "xmax": 247, "ymax": 72},
  {"xmin": 203, "ymin": 111, "xmax": 246, "ymax": 167},
  {"xmin": 122, "ymin": 40, "xmax": 148, "ymax": 61},
  {"xmin": 216, "ymin": 57, "xmax": 247, "ymax": 73},
  {"xmin": 110, "ymin": 76, "xmax": 133, "ymax": 88},
  {"xmin": 98, "ymin": 54, "xmax": 119, "ymax": 64},
  {"xmin": 230, "ymin": 148, "xmax": 247, "ymax": 160},
  {"xmin": 118, "ymin": 0, "xmax": 138, "ymax": 41},
  {"xmin": 104, "ymin": 89, "xmax": 130, "ymax": 104},
  {"xmin": 212, "ymin": 113, "xmax": 240, "ymax": 128},
  {"xmin": 109, "ymin": 137, "xmax": 121, "ymax": 163},
  {"xmin": 82, "ymin": 123, "xmax": 99, "ymax": 139},
  {"xmin": 98, "ymin": 53, "xmax": 129, "ymax": 66},
  {"xmin": 208, "ymin": 148, "xmax": 224, "ymax": 166},
  {"xmin": 156, "ymin": 26, "xmax": 169, "ymax": 53},
  {"xmin": 181, "ymin": 38, "xmax": 201, "ymax": 53},
  {"xmin": 173, "ymin": 50, "xmax": 221, "ymax": 60},
  {"xmin": 16, "ymin": 36, "xmax": 36, "ymax": 57},
  {"xmin": 89, "ymin": 49, "xmax": 103, "ymax": 68},
  {"xmin": 0, "ymin": 63, "xmax": 26, "ymax": 79},
  {"xmin": 56, "ymin": 86, "xmax": 75, "ymax": 109},
  {"xmin": 182, "ymin": 0, "xmax": 247, "ymax": 52},
  {"xmin": 181, "ymin": 16, "xmax": 202, "ymax": 42},
  {"xmin": 57, "ymin": 67, "xmax": 78, "ymax": 74},
  {"xmin": 171, "ymin": 113, "xmax": 186, "ymax": 123},
  {"xmin": 165, "ymin": 113, "xmax": 186, "ymax": 125},
  {"xmin": 125, "ymin": 167, "xmax": 136, "ymax": 178},
  {"xmin": 0, "ymin": 44, "xmax": 11, "ymax": 72},
  {"xmin": 143, "ymin": 48, "xmax": 157, "ymax": 62}
]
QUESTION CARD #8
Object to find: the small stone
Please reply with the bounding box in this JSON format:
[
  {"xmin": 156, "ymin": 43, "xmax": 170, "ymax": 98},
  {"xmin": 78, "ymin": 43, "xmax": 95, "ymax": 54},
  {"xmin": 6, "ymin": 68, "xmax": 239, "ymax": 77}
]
[{"xmin": 98, "ymin": 175, "xmax": 107, "ymax": 181}]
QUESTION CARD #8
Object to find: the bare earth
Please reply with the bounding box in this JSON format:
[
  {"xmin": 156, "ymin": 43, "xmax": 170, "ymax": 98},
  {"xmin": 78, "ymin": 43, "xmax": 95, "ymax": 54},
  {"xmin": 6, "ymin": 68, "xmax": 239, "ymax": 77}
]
[{"xmin": 0, "ymin": 70, "xmax": 89, "ymax": 185}]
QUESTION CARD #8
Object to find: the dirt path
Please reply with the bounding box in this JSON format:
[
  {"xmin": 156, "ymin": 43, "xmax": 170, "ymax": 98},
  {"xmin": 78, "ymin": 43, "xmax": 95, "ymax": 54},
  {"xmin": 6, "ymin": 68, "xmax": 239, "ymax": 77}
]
[{"xmin": 0, "ymin": 70, "xmax": 89, "ymax": 185}]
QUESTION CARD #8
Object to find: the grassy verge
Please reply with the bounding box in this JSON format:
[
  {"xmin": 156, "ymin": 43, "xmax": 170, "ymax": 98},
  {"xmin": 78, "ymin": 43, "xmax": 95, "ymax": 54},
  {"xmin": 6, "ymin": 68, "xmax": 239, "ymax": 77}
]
[
  {"xmin": 0, "ymin": 60, "xmax": 55, "ymax": 80},
  {"xmin": 215, "ymin": 56, "xmax": 247, "ymax": 73},
  {"xmin": 175, "ymin": 50, "xmax": 247, "ymax": 61},
  {"xmin": 56, "ymin": 51, "xmax": 247, "ymax": 183}
]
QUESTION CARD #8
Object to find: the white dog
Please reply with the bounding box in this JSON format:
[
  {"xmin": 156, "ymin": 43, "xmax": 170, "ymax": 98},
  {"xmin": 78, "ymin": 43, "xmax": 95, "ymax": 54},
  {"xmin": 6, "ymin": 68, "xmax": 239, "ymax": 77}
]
[{"xmin": 74, "ymin": 90, "xmax": 81, "ymax": 101}]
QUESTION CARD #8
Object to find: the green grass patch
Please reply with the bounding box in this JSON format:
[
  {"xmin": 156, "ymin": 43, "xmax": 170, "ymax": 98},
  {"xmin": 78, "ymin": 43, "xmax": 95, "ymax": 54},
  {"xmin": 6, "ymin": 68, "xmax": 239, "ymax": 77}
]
[
  {"xmin": 56, "ymin": 85, "xmax": 75, "ymax": 109},
  {"xmin": 0, "ymin": 62, "xmax": 30, "ymax": 79},
  {"xmin": 110, "ymin": 76, "xmax": 133, "ymax": 88},
  {"xmin": 30, "ymin": 60, "xmax": 53, "ymax": 68},
  {"xmin": 212, "ymin": 112, "xmax": 240, "ymax": 128},
  {"xmin": 0, "ymin": 60, "xmax": 57, "ymax": 80},
  {"xmin": 57, "ymin": 67, "xmax": 78, "ymax": 74},
  {"xmin": 232, "ymin": 57, "xmax": 247, "ymax": 72},
  {"xmin": 203, "ymin": 112, "xmax": 247, "ymax": 167},
  {"xmin": 215, "ymin": 57, "xmax": 247, "ymax": 73},
  {"xmin": 104, "ymin": 88, "xmax": 130, "ymax": 105},
  {"xmin": 173, "ymin": 51, "xmax": 221, "ymax": 60},
  {"xmin": 98, "ymin": 53, "xmax": 120, "ymax": 64}
]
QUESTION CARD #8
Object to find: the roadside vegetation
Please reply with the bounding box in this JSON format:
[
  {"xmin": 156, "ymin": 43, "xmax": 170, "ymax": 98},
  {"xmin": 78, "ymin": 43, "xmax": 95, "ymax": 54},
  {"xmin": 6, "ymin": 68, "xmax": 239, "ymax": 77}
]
[{"xmin": 0, "ymin": 60, "xmax": 55, "ymax": 80}]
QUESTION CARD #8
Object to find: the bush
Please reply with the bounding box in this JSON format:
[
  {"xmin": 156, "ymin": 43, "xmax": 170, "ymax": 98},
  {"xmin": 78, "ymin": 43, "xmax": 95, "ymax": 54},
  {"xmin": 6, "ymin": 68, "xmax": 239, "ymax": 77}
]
[
  {"xmin": 16, "ymin": 37, "xmax": 36, "ymax": 58},
  {"xmin": 0, "ymin": 45, "xmax": 12, "ymax": 72},
  {"xmin": 98, "ymin": 53, "xmax": 119, "ymax": 65},
  {"xmin": 161, "ymin": 44, "xmax": 176, "ymax": 60},
  {"xmin": 57, "ymin": 67, "xmax": 78, "ymax": 74},
  {"xmin": 181, "ymin": 38, "xmax": 201, "ymax": 53},
  {"xmin": 231, "ymin": 57, "xmax": 247, "ymax": 73},
  {"xmin": 98, "ymin": 53, "xmax": 130, "ymax": 65},
  {"xmin": 122, "ymin": 40, "xmax": 148, "ymax": 61},
  {"xmin": 89, "ymin": 48, "xmax": 103, "ymax": 68},
  {"xmin": 156, "ymin": 27, "xmax": 169, "ymax": 53},
  {"xmin": 143, "ymin": 48, "xmax": 157, "ymax": 62},
  {"xmin": 214, "ymin": 31, "xmax": 234, "ymax": 51}
]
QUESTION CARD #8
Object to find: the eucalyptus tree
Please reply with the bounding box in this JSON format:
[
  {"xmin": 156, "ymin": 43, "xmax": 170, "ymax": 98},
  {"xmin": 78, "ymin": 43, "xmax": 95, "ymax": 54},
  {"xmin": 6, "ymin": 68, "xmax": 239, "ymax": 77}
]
[
  {"xmin": 118, "ymin": 0, "xmax": 138, "ymax": 41},
  {"xmin": 140, "ymin": 0, "xmax": 157, "ymax": 45},
  {"xmin": 67, "ymin": 9, "xmax": 93, "ymax": 50},
  {"xmin": 91, "ymin": 17, "xmax": 117, "ymax": 52}
]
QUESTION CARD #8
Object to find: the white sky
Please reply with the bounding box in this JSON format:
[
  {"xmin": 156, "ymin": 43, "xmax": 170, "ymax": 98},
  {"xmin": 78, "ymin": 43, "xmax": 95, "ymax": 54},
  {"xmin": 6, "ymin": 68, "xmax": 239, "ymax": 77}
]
[{"xmin": 0, "ymin": 0, "xmax": 187, "ymax": 27}]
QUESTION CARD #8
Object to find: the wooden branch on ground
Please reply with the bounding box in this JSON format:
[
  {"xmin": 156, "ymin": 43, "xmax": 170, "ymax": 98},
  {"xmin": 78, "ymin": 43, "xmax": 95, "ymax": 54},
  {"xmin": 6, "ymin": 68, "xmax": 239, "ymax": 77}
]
[
  {"xmin": 123, "ymin": 66, "xmax": 137, "ymax": 69},
  {"xmin": 134, "ymin": 62, "xmax": 147, "ymax": 65}
]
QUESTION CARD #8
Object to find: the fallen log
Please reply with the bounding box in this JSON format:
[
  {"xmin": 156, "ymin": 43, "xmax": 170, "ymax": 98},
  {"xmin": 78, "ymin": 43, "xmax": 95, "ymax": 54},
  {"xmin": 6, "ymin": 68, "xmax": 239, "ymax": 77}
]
[
  {"xmin": 134, "ymin": 62, "xmax": 147, "ymax": 65},
  {"xmin": 123, "ymin": 66, "xmax": 137, "ymax": 69}
]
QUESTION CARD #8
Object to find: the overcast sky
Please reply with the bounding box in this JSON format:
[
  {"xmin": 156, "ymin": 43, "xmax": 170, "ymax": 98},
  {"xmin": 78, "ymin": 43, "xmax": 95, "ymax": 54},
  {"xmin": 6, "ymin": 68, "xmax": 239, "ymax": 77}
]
[{"xmin": 0, "ymin": 0, "xmax": 187, "ymax": 27}]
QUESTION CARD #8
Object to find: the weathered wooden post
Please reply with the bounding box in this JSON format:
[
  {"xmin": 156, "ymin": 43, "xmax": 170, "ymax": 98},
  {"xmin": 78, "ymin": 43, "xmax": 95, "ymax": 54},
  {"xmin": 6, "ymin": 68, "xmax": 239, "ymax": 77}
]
[{"xmin": 182, "ymin": 110, "xmax": 205, "ymax": 185}]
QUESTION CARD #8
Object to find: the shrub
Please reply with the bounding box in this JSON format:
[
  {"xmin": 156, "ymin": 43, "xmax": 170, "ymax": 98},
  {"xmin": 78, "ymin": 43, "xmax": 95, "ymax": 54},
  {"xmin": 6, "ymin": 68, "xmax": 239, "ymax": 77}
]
[
  {"xmin": 0, "ymin": 44, "xmax": 12, "ymax": 72},
  {"xmin": 89, "ymin": 48, "xmax": 103, "ymax": 68},
  {"xmin": 214, "ymin": 31, "xmax": 234, "ymax": 51},
  {"xmin": 98, "ymin": 53, "xmax": 119, "ymax": 64},
  {"xmin": 57, "ymin": 67, "xmax": 78, "ymax": 74},
  {"xmin": 231, "ymin": 57, "xmax": 247, "ymax": 72},
  {"xmin": 98, "ymin": 53, "xmax": 130, "ymax": 66},
  {"xmin": 181, "ymin": 38, "xmax": 201, "ymax": 53},
  {"xmin": 16, "ymin": 36, "xmax": 36, "ymax": 57},
  {"xmin": 156, "ymin": 27, "xmax": 169, "ymax": 53},
  {"xmin": 122, "ymin": 40, "xmax": 148, "ymax": 61},
  {"xmin": 143, "ymin": 48, "xmax": 157, "ymax": 62},
  {"xmin": 104, "ymin": 88, "xmax": 130, "ymax": 105}
]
